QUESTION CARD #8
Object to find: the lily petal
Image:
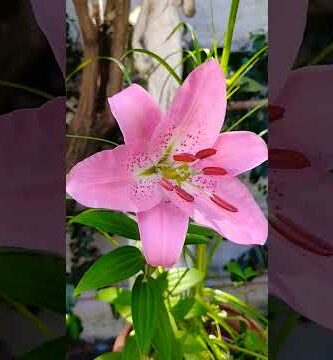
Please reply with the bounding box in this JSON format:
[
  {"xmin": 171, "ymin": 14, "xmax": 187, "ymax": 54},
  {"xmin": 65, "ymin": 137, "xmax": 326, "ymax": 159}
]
[
  {"xmin": 66, "ymin": 143, "xmax": 162, "ymax": 212},
  {"xmin": 191, "ymin": 175, "xmax": 267, "ymax": 245},
  {"xmin": 137, "ymin": 201, "xmax": 189, "ymax": 267},
  {"xmin": 197, "ymin": 131, "xmax": 268, "ymax": 176},
  {"xmin": 108, "ymin": 84, "xmax": 162, "ymax": 144},
  {"xmin": 150, "ymin": 59, "xmax": 226, "ymax": 155}
]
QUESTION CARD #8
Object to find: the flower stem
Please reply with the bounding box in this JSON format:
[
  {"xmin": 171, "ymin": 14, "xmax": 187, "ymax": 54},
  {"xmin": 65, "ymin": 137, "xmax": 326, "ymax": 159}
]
[
  {"xmin": 0, "ymin": 292, "xmax": 54, "ymax": 339},
  {"xmin": 195, "ymin": 244, "xmax": 207, "ymax": 296},
  {"xmin": 220, "ymin": 0, "xmax": 240, "ymax": 74}
]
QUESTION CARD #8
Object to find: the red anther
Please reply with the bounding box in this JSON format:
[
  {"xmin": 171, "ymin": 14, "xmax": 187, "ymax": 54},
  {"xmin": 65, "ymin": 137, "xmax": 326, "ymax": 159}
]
[
  {"xmin": 173, "ymin": 153, "xmax": 196, "ymax": 162},
  {"xmin": 269, "ymin": 149, "xmax": 311, "ymax": 169},
  {"xmin": 210, "ymin": 194, "xmax": 238, "ymax": 212},
  {"xmin": 159, "ymin": 178, "xmax": 174, "ymax": 191},
  {"xmin": 174, "ymin": 186, "xmax": 195, "ymax": 202},
  {"xmin": 195, "ymin": 148, "xmax": 217, "ymax": 159},
  {"xmin": 202, "ymin": 167, "xmax": 227, "ymax": 175},
  {"xmin": 268, "ymin": 105, "xmax": 285, "ymax": 122}
]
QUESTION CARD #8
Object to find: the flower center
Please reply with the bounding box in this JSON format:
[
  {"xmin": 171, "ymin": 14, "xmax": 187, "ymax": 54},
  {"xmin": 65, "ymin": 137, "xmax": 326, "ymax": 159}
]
[{"xmin": 145, "ymin": 147, "xmax": 238, "ymax": 213}]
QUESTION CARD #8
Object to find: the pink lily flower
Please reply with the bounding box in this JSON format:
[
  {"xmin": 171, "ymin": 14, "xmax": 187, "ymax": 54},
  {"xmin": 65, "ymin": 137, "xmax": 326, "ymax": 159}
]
[{"xmin": 66, "ymin": 60, "xmax": 268, "ymax": 267}]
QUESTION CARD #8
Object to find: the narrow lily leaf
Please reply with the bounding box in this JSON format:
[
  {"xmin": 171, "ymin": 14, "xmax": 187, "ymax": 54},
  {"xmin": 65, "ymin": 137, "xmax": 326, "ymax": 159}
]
[
  {"xmin": 0, "ymin": 249, "xmax": 64, "ymax": 313},
  {"xmin": 123, "ymin": 336, "xmax": 141, "ymax": 360},
  {"xmin": 172, "ymin": 298, "xmax": 207, "ymax": 321},
  {"xmin": 70, "ymin": 209, "xmax": 140, "ymax": 240},
  {"xmin": 75, "ymin": 246, "xmax": 145, "ymax": 295},
  {"xmin": 185, "ymin": 234, "xmax": 209, "ymax": 245},
  {"xmin": 71, "ymin": 210, "xmax": 216, "ymax": 245},
  {"xmin": 167, "ymin": 268, "xmax": 204, "ymax": 295},
  {"xmin": 124, "ymin": 49, "xmax": 182, "ymax": 85},
  {"xmin": 153, "ymin": 301, "xmax": 182, "ymax": 360},
  {"xmin": 187, "ymin": 223, "xmax": 217, "ymax": 237},
  {"xmin": 131, "ymin": 275, "xmax": 158, "ymax": 355}
]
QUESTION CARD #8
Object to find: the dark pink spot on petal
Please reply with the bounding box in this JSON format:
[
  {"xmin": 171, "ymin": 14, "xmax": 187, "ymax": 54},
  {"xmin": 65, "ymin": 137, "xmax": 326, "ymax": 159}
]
[
  {"xmin": 174, "ymin": 186, "xmax": 195, "ymax": 202},
  {"xmin": 173, "ymin": 153, "xmax": 196, "ymax": 162},
  {"xmin": 202, "ymin": 167, "xmax": 228, "ymax": 175},
  {"xmin": 195, "ymin": 148, "xmax": 217, "ymax": 159},
  {"xmin": 159, "ymin": 178, "xmax": 174, "ymax": 191},
  {"xmin": 210, "ymin": 194, "xmax": 238, "ymax": 212},
  {"xmin": 269, "ymin": 149, "xmax": 311, "ymax": 169}
]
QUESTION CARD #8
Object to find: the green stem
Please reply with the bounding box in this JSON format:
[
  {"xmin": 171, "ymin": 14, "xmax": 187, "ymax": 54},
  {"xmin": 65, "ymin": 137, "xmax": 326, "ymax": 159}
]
[
  {"xmin": 66, "ymin": 134, "xmax": 119, "ymax": 147},
  {"xmin": 220, "ymin": 0, "xmax": 240, "ymax": 74},
  {"xmin": 195, "ymin": 244, "xmax": 207, "ymax": 296},
  {"xmin": 307, "ymin": 40, "xmax": 333, "ymax": 65},
  {"xmin": 224, "ymin": 99, "xmax": 267, "ymax": 132},
  {"xmin": 0, "ymin": 80, "xmax": 54, "ymax": 100},
  {"xmin": 0, "ymin": 292, "xmax": 54, "ymax": 339}
]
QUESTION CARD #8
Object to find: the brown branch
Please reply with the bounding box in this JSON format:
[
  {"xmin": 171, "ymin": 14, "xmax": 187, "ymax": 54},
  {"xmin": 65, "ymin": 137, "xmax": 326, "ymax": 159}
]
[
  {"xmin": 66, "ymin": 0, "xmax": 99, "ymax": 171},
  {"xmin": 227, "ymin": 99, "xmax": 268, "ymax": 111}
]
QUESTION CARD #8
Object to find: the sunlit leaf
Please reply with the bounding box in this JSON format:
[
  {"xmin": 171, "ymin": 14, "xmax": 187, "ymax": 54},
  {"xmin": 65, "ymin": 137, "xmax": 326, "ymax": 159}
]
[{"xmin": 75, "ymin": 246, "xmax": 145, "ymax": 295}]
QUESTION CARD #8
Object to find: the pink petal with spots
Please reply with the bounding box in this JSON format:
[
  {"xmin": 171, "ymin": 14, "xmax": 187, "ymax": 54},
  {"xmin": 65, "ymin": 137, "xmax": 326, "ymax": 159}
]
[
  {"xmin": 191, "ymin": 175, "xmax": 267, "ymax": 245},
  {"xmin": 150, "ymin": 59, "xmax": 226, "ymax": 156},
  {"xmin": 197, "ymin": 131, "xmax": 268, "ymax": 176},
  {"xmin": 108, "ymin": 84, "xmax": 162, "ymax": 144},
  {"xmin": 66, "ymin": 143, "xmax": 162, "ymax": 212},
  {"xmin": 137, "ymin": 201, "xmax": 189, "ymax": 267}
]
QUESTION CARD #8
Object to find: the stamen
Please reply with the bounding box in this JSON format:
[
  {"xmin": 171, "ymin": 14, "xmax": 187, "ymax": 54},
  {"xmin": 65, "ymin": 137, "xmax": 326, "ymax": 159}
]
[
  {"xmin": 210, "ymin": 194, "xmax": 238, "ymax": 212},
  {"xmin": 173, "ymin": 153, "xmax": 196, "ymax": 162},
  {"xmin": 195, "ymin": 148, "xmax": 217, "ymax": 159},
  {"xmin": 268, "ymin": 105, "xmax": 285, "ymax": 122},
  {"xmin": 159, "ymin": 178, "xmax": 174, "ymax": 191},
  {"xmin": 174, "ymin": 186, "xmax": 195, "ymax": 202},
  {"xmin": 202, "ymin": 167, "xmax": 227, "ymax": 175}
]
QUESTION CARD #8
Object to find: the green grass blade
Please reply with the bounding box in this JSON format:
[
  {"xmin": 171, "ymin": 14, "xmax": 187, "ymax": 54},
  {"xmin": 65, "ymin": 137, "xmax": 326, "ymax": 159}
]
[
  {"xmin": 0, "ymin": 81, "xmax": 54, "ymax": 100},
  {"xmin": 228, "ymin": 45, "xmax": 268, "ymax": 88},
  {"xmin": 66, "ymin": 56, "xmax": 132, "ymax": 85},
  {"xmin": 124, "ymin": 49, "xmax": 182, "ymax": 85},
  {"xmin": 221, "ymin": 0, "xmax": 240, "ymax": 74},
  {"xmin": 224, "ymin": 99, "xmax": 267, "ymax": 132}
]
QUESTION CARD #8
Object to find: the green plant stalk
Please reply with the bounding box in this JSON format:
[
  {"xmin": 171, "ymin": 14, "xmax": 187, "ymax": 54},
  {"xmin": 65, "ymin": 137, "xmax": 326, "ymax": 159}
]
[
  {"xmin": 195, "ymin": 244, "xmax": 207, "ymax": 296},
  {"xmin": 224, "ymin": 99, "xmax": 267, "ymax": 132},
  {"xmin": 307, "ymin": 40, "xmax": 333, "ymax": 65},
  {"xmin": 0, "ymin": 292, "xmax": 54, "ymax": 339},
  {"xmin": 221, "ymin": 0, "xmax": 240, "ymax": 74},
  {"xmin": 66, "ymin": 134, "xmax": 119, "ymax": 147}
]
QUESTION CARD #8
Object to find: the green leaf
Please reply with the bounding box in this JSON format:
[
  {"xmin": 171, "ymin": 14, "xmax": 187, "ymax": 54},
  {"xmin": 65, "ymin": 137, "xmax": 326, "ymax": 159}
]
[
  {"xmin": 131, "ymin": 275, "xmax": 158, "ymax": 355},
  {"xmin": 180, "ymin": 333, "xmax": 207, "ymax": 354},
  {"xmin": 18, "ymin": 337, "xmax": 67, "ymax": 360},
  {"xmin": 124, "ymin": 49, "xmax": 182, "ymax": 85},
  {"xmin": 185, "ymin": 234, "xmax": 209, "ymax": 244},
  {"xmin": 94, "ymin": 353, "xmax": 123, "ymax": 360},
  {"xmin": 0, "ymin": 249, "xmax": 64, "ymax": 313},
  {"xmin": 153, "ymin": 301, "xmax": 182, "ymax": 360},
  {"xmin": 187, "ymin": 223, "xmax": 216, "ymax": 237},
  {"xmin": 70, "ymin": 210, "xmax": 140, "ymax": 240},
  {"xmin": 97, "ymin": 287, "xmax": 132, "ymax": 321},
  {"xmin": 75, "ymin": 246, "xmax": 145, "ymax": 295},
  {"xmin": 172, "ymin": 298, "xmax": 207, "ymax": 321},
  {"xmin": 167, "ymin": 268, "xmax": 204, "ymax": 295},
  {"xmin": 237, "ymin": 76, "xmax": 265, "ymax": 93},
  {"xmin": 123, "ymin": 336, "xmax": 141, "ymax": 360},
  {"xmin": 205, "ymin": 288, "xmax": 268, "ymax": 326},
  {"xmin": 227, "ymin": 261, "xmax": 244, "ymax": 279}
]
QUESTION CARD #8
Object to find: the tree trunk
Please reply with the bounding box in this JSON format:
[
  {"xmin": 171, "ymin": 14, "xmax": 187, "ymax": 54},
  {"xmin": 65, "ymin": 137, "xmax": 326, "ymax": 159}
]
[
  {"xmin": 66, "ymin": 0, "xmax": 130, "ymax": 171},
  {"xmin": 94, "ymin": 0, "xmax": 130, "ymax": 137},
  {"xmin": 66, "ymin": 0, "xmax": 99, "ymax": 171}
]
